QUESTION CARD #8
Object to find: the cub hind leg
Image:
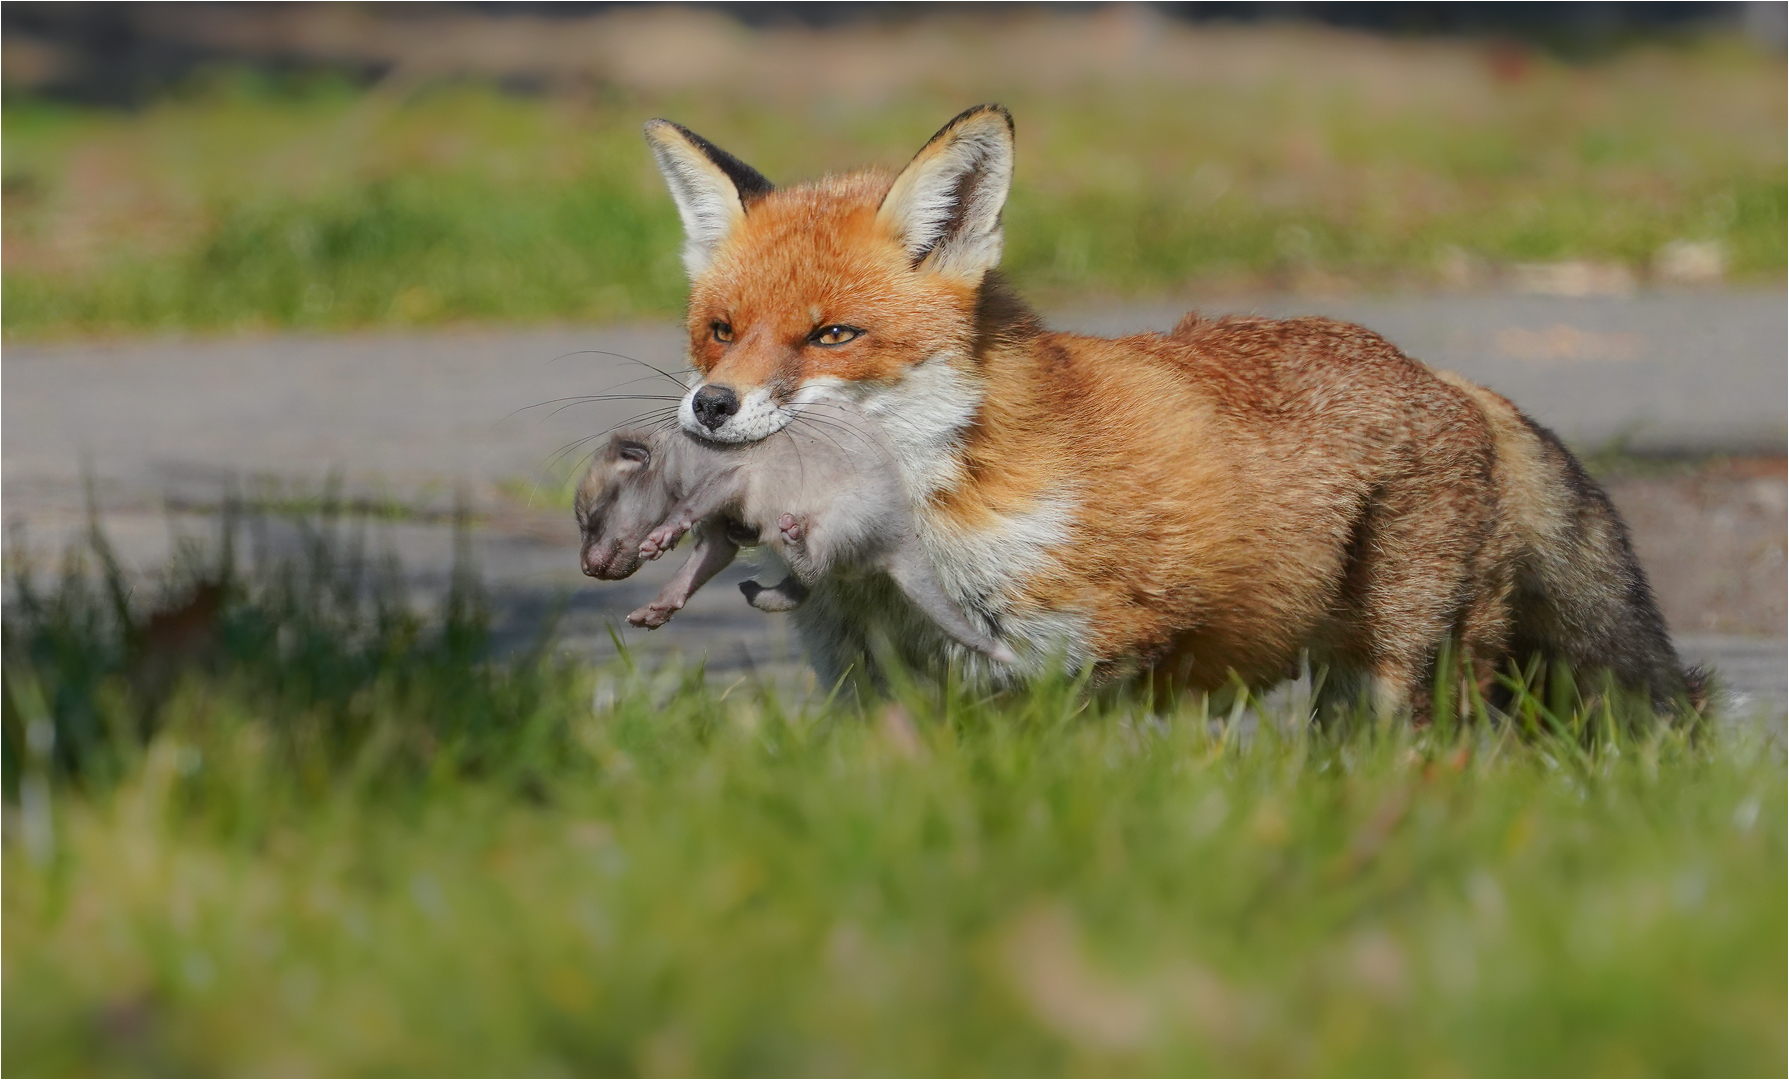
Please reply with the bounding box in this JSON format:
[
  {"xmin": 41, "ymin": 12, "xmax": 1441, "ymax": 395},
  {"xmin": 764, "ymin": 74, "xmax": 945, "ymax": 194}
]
[
  {"xmin": 740, "ymin": 576, "xmax": 808, "ymax": 612},
  {"xmin": 735, "ymin": 514, "xmax": 819, "ymax": 613}
]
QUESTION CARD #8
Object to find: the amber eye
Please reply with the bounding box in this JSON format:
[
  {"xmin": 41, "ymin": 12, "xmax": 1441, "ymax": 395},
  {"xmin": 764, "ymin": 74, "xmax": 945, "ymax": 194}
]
[
  {"xmin": 810, "ymin": 325, "xmax": 862, "ymax": 347},
  {"xmin": 711, "ymin": 321, "xmax": 734, "ymax": 344}
]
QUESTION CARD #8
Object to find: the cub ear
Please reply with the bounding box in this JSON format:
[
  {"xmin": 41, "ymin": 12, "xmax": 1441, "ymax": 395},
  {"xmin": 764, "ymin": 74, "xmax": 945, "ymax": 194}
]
[
  {"xmin": 608, "ymin": 434, "xmax": 652, "ymax": 469},
  {"xmin": 643, "ymin": 119, "xmax": 775, "ymax": 279},
  {"xmin": 877, "ymin": 104, "xmax": 1015, "ymax": 284}
]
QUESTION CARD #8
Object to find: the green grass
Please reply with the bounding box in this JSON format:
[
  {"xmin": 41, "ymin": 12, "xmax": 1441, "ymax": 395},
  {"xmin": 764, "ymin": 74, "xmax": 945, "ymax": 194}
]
[
  {"xmin": 166, "ymin": 473, "xmax": 474, "ymax": 524},
  {"xmin": 3, "ymin": 26, "xmax": 1783, "ymax": 339},
  {"xmin": 3, "ymin": 515, "xmax": 1783, "ymax": 1075}
]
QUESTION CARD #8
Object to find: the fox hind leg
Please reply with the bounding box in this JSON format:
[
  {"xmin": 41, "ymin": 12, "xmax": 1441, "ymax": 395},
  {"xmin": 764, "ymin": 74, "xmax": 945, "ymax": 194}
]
[{"xmin": 1330, "ymin": 470, "xmax": 1502, "ymax": 724}]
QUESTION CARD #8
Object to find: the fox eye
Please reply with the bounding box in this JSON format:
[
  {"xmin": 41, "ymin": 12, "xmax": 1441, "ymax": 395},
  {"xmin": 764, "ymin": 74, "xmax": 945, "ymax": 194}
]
[
  {"xmin": 810, "ymin": 325, "xmax": 863, "ymax": 347},
  {"xmin": 710, "ymin": 321, "xmax": 734, "ymax": 344},
  {"xmin": 617, "ymin": 440, "xmax": 650, "ymax": 464}
]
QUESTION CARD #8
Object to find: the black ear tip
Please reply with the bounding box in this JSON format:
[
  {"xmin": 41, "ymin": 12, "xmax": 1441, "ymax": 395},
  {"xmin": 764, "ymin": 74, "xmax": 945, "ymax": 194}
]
[
  {"xmin": 923, "ymin": 104, "xmax": 1014, "ymax": 150},
  {"xmin": 959, "ymin": 103, "xmax": 1014, "ymax": 132},
  {"xmin": 641, "ymin": 118, "xmax": 775, "ymax": 200}
]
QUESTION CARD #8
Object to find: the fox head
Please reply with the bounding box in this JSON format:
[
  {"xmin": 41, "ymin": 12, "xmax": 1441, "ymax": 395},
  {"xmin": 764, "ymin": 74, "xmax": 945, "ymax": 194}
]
[{"xmin": 644, "ymin": 105, "xmax": 1015, "ymax": 447}]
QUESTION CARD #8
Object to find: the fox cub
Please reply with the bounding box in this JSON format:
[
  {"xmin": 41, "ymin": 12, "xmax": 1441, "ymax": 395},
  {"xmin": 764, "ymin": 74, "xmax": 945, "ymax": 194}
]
[{"xmin": 575, "ymin": 404, "xmax": 1017, "ymax": 666}]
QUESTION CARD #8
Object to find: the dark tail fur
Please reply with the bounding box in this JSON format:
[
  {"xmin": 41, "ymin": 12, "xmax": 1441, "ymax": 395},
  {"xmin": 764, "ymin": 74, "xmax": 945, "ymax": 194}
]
[{"xmin": 1444, "ymin": 374, "xmax": 1703, "ymax": 720}]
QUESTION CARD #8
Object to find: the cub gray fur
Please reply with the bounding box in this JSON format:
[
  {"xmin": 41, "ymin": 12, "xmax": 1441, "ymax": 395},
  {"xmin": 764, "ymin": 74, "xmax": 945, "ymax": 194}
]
[{"xmin": 575, "ymin": 403, "xmax": 1017, "ymax": 666}]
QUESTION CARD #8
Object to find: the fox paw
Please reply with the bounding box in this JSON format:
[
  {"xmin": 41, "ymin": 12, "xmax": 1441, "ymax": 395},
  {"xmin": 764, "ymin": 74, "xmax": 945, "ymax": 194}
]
[{"xmin": 777, "ymin": 513, "xmax": 806, "ymax": 546}]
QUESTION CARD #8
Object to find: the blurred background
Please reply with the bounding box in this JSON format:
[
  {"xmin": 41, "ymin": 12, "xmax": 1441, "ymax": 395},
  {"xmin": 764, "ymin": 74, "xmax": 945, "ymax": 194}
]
[
  {"xmin": 3, "ymin": 2, "xmax": 1785, "ymax": 702},
  {"xmin": 4, "ymin": 2, "xmax": 1785, "ymax": 332}
]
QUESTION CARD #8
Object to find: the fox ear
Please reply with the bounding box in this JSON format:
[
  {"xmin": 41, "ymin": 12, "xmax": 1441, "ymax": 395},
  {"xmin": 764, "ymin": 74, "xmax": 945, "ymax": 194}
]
[
  {"xmin": 877, "ymin": 105, "xmax": 1014, "ymax": 283},
  {"xmin": 644, "ymin": 119, "xmax": 775, "ymax": 278}
]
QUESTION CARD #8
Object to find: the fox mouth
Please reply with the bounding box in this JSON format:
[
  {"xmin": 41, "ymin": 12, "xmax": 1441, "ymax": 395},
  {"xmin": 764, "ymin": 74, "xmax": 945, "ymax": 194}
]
[{"xmin": 679, "ymin": 384, "xmax": 795, "ymax": 443}]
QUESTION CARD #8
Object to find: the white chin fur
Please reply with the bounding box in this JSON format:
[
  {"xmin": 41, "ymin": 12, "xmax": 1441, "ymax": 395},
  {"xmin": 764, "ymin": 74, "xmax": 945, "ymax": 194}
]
[{"xmin": 678, "ymin": 385, "xmax": 794, "ymax": 443}]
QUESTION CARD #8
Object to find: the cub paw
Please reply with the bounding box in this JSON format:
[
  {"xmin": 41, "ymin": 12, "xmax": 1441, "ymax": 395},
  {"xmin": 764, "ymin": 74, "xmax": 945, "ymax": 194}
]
[
  {"xmin": 639, "ymin": 523, "xmax": 686, "ymax": 559},
  {"xmin": 625, "ymin": 602, "xmax": 677, "ymax": 629},
  {"xmin": 777, "ymin": 513, "xmax": 806, "ymax": 545},
  {"xmin": 740, "ymin": 577, "xmax": 804, "ymax": 613}
]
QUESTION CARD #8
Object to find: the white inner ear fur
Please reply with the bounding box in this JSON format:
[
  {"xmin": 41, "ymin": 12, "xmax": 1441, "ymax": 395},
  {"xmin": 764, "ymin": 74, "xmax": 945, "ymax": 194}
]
[
  {"xmin": 877, "ymin": 112, "xmax": 1014, "ymax": 284},
  {"xmin": 644, "ymin": 121, "xmax": 747, "ymax": 278}
]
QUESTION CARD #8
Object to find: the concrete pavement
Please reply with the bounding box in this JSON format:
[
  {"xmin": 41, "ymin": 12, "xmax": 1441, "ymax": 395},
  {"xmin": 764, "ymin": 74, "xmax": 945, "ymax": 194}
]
[{"xmin": 7, "ymin": 291, "xmax": 1784, "ymax": 515}]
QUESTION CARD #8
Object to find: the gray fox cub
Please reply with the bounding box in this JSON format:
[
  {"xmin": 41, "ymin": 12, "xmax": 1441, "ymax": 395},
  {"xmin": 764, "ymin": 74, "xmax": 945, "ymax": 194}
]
[{"xmin": 575, "ymin": 401, "xmax": 1017, "ymax": 666}]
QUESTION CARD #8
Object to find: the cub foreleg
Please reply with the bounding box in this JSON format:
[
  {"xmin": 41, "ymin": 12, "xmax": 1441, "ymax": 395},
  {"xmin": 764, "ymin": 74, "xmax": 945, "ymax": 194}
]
[{"xmin": 626, "ymin": 519, "xmax": 738, "ymax": 628}]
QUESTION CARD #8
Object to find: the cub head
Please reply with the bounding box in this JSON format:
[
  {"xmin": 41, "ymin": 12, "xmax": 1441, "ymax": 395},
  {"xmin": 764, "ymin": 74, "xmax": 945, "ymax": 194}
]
[
  {"xmin": 644, "ymin": 105, "xmax": 1015, "ymax": 444},
  {"xmin": 575, "ymin": 432, "xmax": 676, "ymax": 580}
]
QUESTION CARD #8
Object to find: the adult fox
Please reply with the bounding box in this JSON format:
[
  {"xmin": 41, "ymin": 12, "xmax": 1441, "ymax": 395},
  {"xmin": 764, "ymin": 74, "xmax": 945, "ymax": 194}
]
[{"xmin": 638, "ymin": 104, "xmax": 1698, "ymax": 717}]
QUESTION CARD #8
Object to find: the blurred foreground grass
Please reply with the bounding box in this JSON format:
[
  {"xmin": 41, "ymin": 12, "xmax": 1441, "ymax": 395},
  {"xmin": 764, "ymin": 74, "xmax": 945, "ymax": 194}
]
[
  {"xmin": 3, "ymin": 18, "xmax": 1783, "ymax": 340},
  {"xmin": 3, "ymin": 515, "xmax": 1783, "ymax": 1075}
]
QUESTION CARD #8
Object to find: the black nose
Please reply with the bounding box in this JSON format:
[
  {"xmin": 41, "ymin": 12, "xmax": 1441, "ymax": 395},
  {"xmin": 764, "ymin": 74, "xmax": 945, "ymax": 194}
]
[{"xmin": 690, "ymin": 384, "xmax": 740, "ymax": 431}]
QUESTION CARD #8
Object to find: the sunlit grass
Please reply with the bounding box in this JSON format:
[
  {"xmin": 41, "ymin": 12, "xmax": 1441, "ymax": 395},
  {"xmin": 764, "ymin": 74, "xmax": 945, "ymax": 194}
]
[
  {"xmin": 2, "ymin": 515, "xmax": 1782, "ymax": 1075},
  {"xmin": 2, "ymin": 25, "xmax": 1782, "ymax": 339}
]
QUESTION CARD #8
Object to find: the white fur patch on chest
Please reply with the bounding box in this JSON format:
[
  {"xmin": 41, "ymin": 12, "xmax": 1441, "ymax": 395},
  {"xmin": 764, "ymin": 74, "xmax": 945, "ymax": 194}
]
[
  {"xmin": 791, "ymin": 355, "xmax": 1093, "ymax": 677},
  {"xmin": 796, "ymin": 356, "xmax": 977, "ymax": 500},
  {"xmin": 916, "ymin": 493, "xmax": 1089, "ymax": 673}
]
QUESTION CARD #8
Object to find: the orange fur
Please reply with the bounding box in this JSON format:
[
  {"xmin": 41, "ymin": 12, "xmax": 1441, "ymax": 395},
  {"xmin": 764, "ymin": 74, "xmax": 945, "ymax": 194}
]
[{"xmin": 688, "ymin": 173, "xmax": 976, "ymax": 394}]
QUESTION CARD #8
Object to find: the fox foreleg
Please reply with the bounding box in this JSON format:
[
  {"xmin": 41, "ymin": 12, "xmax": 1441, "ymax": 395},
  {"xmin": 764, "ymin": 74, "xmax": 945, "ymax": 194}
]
[
  {"xmin": 626, "ymin": 520, "xmax": 739, "ymax": 629},
  {"xmin": 639, "ymin": 470, "xmax": 742, "ymax": 560}
]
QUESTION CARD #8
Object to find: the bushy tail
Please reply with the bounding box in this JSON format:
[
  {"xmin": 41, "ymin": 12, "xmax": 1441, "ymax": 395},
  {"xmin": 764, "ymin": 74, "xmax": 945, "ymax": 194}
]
[
  {"xmin": 1682, "ymin": 665, "xmax": 1713, "ymax": 717},
  {"xmin": 1442, "ymin": 374, "xmax": 1700, "ymax": 718}
]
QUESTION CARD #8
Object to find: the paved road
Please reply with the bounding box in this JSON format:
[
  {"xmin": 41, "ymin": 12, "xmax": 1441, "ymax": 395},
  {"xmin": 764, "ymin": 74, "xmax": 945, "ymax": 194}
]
[
  {"xmin": 6, "ymin": 292, "xmax": 1783, "ymax": 719},
  {"xmin": 7, "ymin": 292, "xmax": 1784, "ymax": 512}
]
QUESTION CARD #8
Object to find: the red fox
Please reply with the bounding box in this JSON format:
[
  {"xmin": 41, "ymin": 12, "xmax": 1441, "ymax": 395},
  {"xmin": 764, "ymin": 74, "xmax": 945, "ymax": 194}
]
[{"xmin": 637, "ymin": 105, "xmax": 1700, "ymax": 718}]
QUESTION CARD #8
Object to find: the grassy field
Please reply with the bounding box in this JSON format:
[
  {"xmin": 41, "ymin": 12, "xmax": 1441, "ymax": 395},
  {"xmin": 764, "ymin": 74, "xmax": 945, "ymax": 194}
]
[
  {"xmin": 3, "ymin": 516, "xmax": 1783, "ymax": 1075},
  {"xmin": 3, "ymin": 18, "xmax": 1783, "ymax": 339}
]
